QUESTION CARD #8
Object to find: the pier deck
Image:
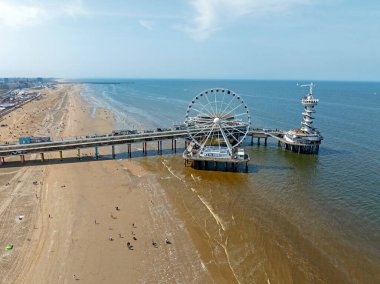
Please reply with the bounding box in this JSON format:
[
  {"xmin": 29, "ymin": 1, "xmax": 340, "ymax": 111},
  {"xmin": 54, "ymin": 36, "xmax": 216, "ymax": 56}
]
[{"xmin": 0, "ymin": 129, "xmax": 285, "ymax": 161}]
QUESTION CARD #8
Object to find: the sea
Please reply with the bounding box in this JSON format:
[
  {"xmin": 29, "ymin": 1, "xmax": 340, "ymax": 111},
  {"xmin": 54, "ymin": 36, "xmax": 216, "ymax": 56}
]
[{"xmin": 76, "ymin": 79, "xmax": 380, "ymax": 283}]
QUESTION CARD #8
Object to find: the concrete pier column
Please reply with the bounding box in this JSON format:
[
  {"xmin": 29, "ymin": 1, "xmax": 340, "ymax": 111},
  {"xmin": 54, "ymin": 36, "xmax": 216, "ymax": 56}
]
[
  {"xmin": 171, "ymin": 139, "xmax": 174, "ymax": 151},
  {"xmin": 251, "ymin": 135, "xmax": 254, "ymax": 146},
  {"xmin": 128, "ymin": 144, "xmax": 132, "ymax": 158},
  {"xmin": 160, "ymin": 140, "xmax": 163, "ymax": 154},
  {"xmin": 257, "ymin": 137, "xmax": 261, "ymax": 145},
  {"xmin": 20, "ymin": 155, "xmax": 24, "ymax": 163},
  {"xmin": 245, "ymin": 162, "xmax": 248, "ymax": 173},
  {"xmin": 184, "ymin": 141, "xmax": 187, "ymax": 148},
  {"xmin": 278, "ymin": 140, "xmax": 281, "ymax": 147},
  {"xmin": 112, "ymin": 145, "xmax": 116, "ymax": 159},
  {"xmin": 77, "ymin": 148, "xmax": 81, "ymax": 160},
  {"xmin": 95, "ymin": 147, "xmax": 99, "ymax": 159},
  {"xmin": 157, "ymin": 141, "xmax": 160, "ymax": 153},
  {"xmin": 174, "ymin": 140, "xmax": 177, "ymax": 153},
  {"xmin": 264, "ymin": 137, "xmax": 267, "ymax": 146},
  {"xmin": 59, "ymin": 151, "xmax": 63, "ymax": 161},
  {"xmin": 40, "ymin": 153, "xmax": 45, "ymax": 162}
]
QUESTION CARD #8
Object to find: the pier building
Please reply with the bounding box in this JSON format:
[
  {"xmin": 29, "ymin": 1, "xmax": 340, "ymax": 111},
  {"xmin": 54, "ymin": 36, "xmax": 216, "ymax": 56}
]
[{"xmin": 281, "ymin": 83, "xmax": 323, "ymax": 154}]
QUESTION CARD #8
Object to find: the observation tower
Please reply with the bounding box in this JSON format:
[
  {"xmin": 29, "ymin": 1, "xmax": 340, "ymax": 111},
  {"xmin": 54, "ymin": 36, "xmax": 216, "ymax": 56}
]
[{"xmin": 283, "ymin": 83, "xmax": 323, "ymax": 154}]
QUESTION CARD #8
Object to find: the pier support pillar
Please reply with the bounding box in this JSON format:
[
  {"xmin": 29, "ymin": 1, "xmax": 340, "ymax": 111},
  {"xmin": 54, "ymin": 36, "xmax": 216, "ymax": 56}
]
[
  {"xmin": 95, "ymin": 147, "xmax": 99, "ymax": 159},
  {"xmin": 59, "ymin": 151, "xmax": 63, "ymax": 161},
  {"xmin": 160, "ymin": 141, "xmax": 163, "ymax": 154},
  {"xmin": 257, "ymin": 138, "xmax": 260, "ymax": 145},
  {"xmin": 278, "ymin": 141, "xmax": 281, "ymax": 147},
  {"xmin": 171, "ymin": 139, "xmax": 174, "ymax": 151},
  {"xmin": 264, "ymin": 137, "xmax": 267, "ymax": 146},
  {"xmin": 77, "ymin": 148, "xmax": 81, "ymax": 160},
  {"xmin": 40, "ymin": 153, "xmax": 45, "ymax": 162},
  {"xmin": 20, "ymin": 155, "xmax": 25, "ymax": 163},
  {"xmin": 245, "ymin": 162, "xmax": 248, "ymax": 173},
  {"xmin": 112, "ymin": 145, "xmax": 116, "ymax": 159},
  {"xmin": 174, "ymin": 139, "xmax": 177, "ymax": 153},
  {"xmin": 128, "ymin": 144, "xmax": 132, "ymax": 158},
  {"xmin": 251, "ymin": 135, "xmax": 254, "ymax": 146}
]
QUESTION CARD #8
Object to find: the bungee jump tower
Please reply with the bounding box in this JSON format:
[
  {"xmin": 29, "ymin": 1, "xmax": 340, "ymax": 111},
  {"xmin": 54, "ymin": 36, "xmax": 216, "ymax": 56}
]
[{"xmin": 282, "ymin": 83, "xmax": 323, "ymax": 154}]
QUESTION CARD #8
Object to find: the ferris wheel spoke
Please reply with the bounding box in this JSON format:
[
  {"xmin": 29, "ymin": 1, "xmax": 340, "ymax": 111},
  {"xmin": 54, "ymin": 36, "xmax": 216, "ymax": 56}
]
[
  {"xmin": 200, "ymin": 126, "xmax": 215, "ymax": 149},
  {"xmin": 224, "ymin": 103, "xmax": 245, "ymax": 117},
  {"xmin": 218, "ymin": 125, "xmax": 233, "ymax": 156},
  {"xmin": 220, "ymin": 95, "xmax": 236, "ymax": 115},
  {"xmin": 214, "ymin": 91, "xmax": 218, "ymax": 114},
  {"xmin": 231, "ymin": 112, "xmax": 249, "ymax": 119},
  {"xmin": 226, "ymin": 125, "xmax": 248, "ymax": 136},
  {"xmin": 204, "ymin": 92, "xmax": 216, "ymax": 114},
  {"xmin": 224, "ymin": 127, "xmax": 240, "ymax": 144},
  {"xmin": 200, "ymin": 101, "xmax": 217, "ymax": 116},
  {"xmin": 217, "ymin": 128, "xmax": 221, "ymax": 149},
  {"xmin": 190, "ymin": 106, "xmax": 213, "ymax": 117},
  {"xmin": 190, "ymin": 124, "xmax": 214, "ymax": 140},
  {"xmin": 219, "ymin": 91, "xmax": 227, "ymax": 116}
]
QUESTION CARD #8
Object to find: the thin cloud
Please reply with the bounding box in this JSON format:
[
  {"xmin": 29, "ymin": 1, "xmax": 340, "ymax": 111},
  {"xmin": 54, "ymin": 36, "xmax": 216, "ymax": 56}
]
[
  {"xmin": 0, "ymin": 0, "xmax": 87, "ymax": 29},
  {"xmin": 184, "ymin": 0, "xmax": 314, "ymax": 40},
  {"xmin": 139, "ymin": 20, "xmax": 154, "ymax": 30}
]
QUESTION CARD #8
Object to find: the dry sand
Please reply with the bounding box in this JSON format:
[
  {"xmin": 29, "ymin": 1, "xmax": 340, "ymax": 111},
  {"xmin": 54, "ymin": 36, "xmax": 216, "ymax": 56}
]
[{"xmin": 0, "ymin": 84, "xmax": 213, "ymax": 283}]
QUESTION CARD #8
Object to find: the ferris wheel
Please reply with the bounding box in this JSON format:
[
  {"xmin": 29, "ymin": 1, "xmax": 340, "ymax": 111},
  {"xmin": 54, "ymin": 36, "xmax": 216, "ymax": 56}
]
[{"xmin": 185, "ymin": 88, "xmax": 251, "ymax": 158}]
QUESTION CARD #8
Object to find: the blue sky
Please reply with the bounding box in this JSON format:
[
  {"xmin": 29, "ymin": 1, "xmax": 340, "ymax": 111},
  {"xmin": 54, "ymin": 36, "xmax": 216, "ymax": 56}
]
[{"xmin": 0, "ymin": 0, "xmax": 379, "ymax": 81}]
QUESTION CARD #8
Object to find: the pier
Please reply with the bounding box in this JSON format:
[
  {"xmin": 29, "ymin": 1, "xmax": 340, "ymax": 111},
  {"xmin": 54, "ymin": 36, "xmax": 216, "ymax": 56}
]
[{"xmin": 0, "ymin": 128, "xmax": 285, "ymax": 162}]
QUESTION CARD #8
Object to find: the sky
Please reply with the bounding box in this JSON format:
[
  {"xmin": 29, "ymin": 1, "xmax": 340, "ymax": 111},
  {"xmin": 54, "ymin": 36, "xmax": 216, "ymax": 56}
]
[{"xmin": 0, "ymin": 0, "xmax": 379, "ymax": 81}]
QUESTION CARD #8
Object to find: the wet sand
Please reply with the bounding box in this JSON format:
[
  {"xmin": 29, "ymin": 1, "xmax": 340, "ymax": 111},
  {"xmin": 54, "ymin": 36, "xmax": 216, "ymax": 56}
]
[{"xmin": 0, "ymin": 84, "xmax": 213, "ymax": 283}]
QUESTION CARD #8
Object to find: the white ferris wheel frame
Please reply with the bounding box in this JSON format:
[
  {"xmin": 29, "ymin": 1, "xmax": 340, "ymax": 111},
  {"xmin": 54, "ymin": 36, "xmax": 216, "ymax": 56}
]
[{"xmin": 185, "ymin": 88, "xmax": 251, "ymax": 157}]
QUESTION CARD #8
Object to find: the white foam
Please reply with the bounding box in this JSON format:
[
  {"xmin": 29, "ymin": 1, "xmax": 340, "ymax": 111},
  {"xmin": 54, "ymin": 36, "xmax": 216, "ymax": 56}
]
[{"xmin": 197, "ymin": 195, "xmax": 226, "ymax": 231}]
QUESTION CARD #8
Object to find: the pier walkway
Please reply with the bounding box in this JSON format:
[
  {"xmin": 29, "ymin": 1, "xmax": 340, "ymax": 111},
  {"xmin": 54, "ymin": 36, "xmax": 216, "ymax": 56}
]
[{"xmin": 0, "ymin": 128, "xmax": 285, "ymax": 163}]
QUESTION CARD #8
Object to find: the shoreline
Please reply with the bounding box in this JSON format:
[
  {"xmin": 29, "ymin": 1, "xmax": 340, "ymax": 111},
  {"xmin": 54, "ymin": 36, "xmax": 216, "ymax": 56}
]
[{"xmin": 0, "ymin": 83, "xmax": 214, "ymax": 283}]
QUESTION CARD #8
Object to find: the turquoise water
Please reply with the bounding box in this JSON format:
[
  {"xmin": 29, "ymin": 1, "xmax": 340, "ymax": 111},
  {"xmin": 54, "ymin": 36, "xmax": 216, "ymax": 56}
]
[{"xmin": 79, "ymin": 79, "xmax": 380, "ymax": 282}]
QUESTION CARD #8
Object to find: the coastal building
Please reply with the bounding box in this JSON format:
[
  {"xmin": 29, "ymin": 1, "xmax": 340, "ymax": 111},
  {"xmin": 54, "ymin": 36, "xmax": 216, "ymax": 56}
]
[{"xmin": 282, "ymin": 83, "xmax": 323, "ymax": 154}]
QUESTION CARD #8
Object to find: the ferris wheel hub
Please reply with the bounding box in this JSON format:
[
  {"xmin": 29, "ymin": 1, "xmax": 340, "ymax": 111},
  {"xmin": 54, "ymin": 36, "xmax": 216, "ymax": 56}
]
[{"xmin": 213, "ymin": 117, "xmax": 221, "ymax": 124}]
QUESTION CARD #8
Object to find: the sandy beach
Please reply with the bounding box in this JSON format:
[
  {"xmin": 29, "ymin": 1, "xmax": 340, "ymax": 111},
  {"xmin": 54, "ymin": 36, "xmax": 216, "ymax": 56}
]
[{"xmin": 0, "ymin": 84, "xmax": 214, "ymax": 283}]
